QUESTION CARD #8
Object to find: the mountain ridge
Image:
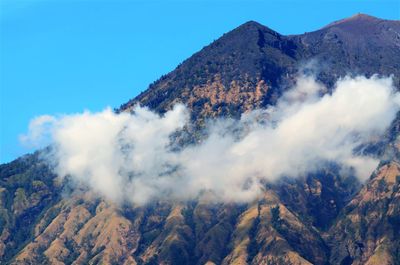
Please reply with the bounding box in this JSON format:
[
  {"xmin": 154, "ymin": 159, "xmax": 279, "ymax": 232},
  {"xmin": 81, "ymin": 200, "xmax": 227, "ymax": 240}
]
[
  {"xmin": 119, "ymin": 13, "xmax": 400, "ymax": 117},
  {"xmin": 322, "ymin": 13, "xmax": 392, "ymax": 29}
]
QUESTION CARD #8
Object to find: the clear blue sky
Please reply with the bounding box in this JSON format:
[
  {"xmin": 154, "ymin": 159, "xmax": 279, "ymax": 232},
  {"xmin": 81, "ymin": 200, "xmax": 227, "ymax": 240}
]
[{"xmin": 1, "ymin": 0, "xmax": 399, "ymax": 163}]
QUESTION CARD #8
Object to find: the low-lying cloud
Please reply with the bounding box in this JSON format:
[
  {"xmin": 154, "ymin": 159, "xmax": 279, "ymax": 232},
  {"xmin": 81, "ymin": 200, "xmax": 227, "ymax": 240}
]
[{"xmin": 22, "ymin": 75, "xmax": 400, "ymax": 204}]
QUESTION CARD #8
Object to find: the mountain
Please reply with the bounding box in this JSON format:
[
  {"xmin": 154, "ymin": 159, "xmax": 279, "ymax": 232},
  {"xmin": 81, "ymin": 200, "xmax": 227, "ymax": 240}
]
[
  {"xmin": 1, "ymin": 14, "xmax": 400, "ymax": 265},
  {"xmin": 119, "ymin": 14, "xmax": 400, "ymax": 118}
]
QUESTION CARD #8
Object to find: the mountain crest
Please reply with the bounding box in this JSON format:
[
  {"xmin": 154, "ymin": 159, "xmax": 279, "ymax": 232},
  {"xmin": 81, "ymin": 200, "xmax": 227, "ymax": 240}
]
[
  {"xmin": 324, "ymin": 13, "xmax": 380, "ymax": 28},
  {"xmin": 234, "ymin": 20, "xmax": 279, "ymax": 35}
]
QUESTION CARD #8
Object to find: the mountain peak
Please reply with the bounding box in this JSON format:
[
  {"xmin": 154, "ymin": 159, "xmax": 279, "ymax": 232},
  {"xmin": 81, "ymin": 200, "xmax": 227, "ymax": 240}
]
[
  {"xmin": 323, "ymin": 13, "xmax": 381, "ymax": 29},
  {"xmin": 232, "ymin": 20, "xmax": 280, "ymax": 36},
  {"xmin": 242, "ymin": 20, "xmax": 262, "ymax": 26},
  {"xmin": 347, "ymin": 13, "xmax": 378, "ymax": 20}
]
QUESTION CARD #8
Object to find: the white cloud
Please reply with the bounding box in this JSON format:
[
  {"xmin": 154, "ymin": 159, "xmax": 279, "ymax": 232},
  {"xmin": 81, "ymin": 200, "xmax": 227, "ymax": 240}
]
[
  {"xmin": 21, "ymin": 75, "xmax": 400, "ymax": 204},
  {"xmin": 19, "ymin": 115, "xmax": 56, "ymax": 148}
]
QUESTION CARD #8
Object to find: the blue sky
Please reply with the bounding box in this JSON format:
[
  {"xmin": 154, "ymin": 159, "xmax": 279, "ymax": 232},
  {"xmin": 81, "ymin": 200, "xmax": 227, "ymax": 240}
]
[{"xmin": 1, "ymin": 0, "xmax": 399, "ymax": 163}]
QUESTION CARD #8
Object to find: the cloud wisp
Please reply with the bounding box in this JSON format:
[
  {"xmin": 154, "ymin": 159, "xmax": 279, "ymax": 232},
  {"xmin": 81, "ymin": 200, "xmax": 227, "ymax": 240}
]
[{"xmin": 21, "ymin": 75, "xmax": 400, "ymax": 204}]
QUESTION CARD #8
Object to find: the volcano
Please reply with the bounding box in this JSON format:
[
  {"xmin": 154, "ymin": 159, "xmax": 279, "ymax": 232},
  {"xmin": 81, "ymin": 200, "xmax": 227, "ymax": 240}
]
[{"xmin": 1, "ymin": 14, "xmax": 400, "ymax": 265}]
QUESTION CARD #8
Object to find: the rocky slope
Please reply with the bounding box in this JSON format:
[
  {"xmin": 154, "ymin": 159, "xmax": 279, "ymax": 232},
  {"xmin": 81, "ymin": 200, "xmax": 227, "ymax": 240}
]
[
  {"xmin": 329, "ymin": 161, "xmax": 400, "ymax": 265},
  {"xmin": 1, "ymin": 14, "xmax": 400, "ymax": 265}
]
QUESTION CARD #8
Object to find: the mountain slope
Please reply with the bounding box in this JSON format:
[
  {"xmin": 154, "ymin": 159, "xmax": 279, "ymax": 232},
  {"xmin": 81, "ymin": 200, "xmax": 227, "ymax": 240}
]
[
  {"xmin": 295, "ymin": 14, "xmax": 400, "ymax": 88},
  {"xmin": 1, "ymin": 14, "xmax": 400, "ymax": 265},
  {"xmin": 329, "ymin": 161, "xmax": 400, "ymax": 265}
]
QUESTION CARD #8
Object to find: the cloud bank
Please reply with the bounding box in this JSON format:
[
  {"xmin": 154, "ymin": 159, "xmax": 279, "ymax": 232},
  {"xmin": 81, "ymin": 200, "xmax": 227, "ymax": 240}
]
[{"xmin": 22, "ymin": 75, "xmax": 400, "ymax": 204}]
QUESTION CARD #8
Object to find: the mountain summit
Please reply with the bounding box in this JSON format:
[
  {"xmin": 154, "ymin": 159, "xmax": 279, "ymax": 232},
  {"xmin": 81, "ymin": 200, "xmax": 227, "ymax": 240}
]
[
  {"xmin": 1, "ymin": 14, "xmax": 400, "ymax": 265},
  {"xmin": 323, "ymin": 13, "xmax": 384, "ymax": 29}
]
